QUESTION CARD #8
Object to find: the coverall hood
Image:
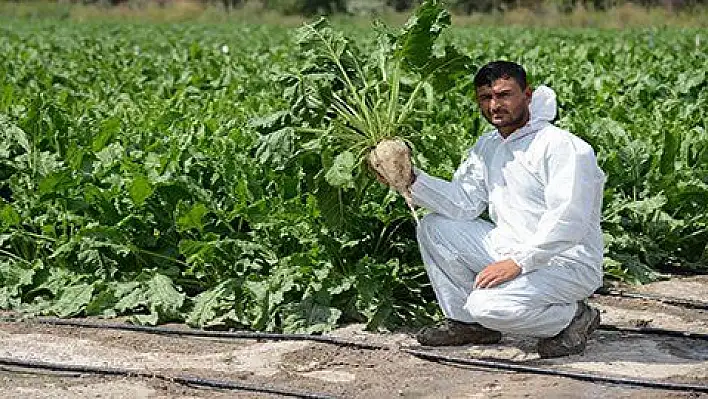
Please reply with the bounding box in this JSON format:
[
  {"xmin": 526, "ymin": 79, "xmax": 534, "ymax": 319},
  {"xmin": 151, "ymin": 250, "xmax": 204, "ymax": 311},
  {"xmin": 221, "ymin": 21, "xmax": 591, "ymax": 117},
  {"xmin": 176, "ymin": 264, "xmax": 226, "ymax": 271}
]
[{"xmin": 529, "ymin": 85, "xmax": 557, "ymax": 124}]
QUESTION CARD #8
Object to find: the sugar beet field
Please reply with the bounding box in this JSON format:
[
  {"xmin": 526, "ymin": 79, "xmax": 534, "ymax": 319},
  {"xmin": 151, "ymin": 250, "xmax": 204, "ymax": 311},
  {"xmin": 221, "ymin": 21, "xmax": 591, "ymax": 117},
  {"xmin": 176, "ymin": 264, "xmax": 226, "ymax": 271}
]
[{"xmin": 0, "ymin": 18, "xmax": 707, "ymax": 335}]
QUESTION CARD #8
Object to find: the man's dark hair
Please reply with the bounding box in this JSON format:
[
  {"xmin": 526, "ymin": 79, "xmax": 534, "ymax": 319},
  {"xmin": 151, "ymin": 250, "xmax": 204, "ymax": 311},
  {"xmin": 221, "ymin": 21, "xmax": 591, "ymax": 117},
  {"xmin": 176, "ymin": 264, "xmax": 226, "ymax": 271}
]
[{"xmin": 473, "ymin": 61, "xmax": 527, "ymax": 89}]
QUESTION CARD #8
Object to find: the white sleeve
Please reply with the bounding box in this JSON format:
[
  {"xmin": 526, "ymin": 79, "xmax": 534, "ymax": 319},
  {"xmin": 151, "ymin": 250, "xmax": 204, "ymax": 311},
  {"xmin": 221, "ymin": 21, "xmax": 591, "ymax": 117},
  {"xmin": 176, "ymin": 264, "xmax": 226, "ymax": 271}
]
[
  {"xmin": 511, "ymin": 138, "xmax": 605, "ymax": 273},
  {"xmin": 409, "ymin": 145, "xmax": 488, "ymax": 220}
]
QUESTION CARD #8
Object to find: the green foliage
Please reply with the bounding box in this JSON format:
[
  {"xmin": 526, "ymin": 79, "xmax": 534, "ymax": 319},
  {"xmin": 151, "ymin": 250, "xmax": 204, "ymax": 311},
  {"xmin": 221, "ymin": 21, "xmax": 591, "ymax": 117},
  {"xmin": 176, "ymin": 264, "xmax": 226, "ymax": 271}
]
[{"xmin": 0, "ymin": 15, "xmax": 706, "ymax": 334}]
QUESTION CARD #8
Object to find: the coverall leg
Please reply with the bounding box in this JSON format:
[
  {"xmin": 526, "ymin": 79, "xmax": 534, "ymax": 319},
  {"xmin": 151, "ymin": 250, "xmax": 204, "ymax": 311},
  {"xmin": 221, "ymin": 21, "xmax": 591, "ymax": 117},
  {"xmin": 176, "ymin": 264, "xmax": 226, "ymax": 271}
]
[{"xmin": 417, "ymin": 213, "xmax": 603, "ymax": 338}]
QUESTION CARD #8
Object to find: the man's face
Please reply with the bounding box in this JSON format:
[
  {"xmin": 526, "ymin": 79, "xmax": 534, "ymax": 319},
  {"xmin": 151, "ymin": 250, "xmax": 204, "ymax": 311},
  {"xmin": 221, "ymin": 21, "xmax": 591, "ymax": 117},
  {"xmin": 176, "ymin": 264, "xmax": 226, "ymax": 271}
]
[{"xmin": 475, "ymin": 78, "xmax": 532, "ymax": 134}]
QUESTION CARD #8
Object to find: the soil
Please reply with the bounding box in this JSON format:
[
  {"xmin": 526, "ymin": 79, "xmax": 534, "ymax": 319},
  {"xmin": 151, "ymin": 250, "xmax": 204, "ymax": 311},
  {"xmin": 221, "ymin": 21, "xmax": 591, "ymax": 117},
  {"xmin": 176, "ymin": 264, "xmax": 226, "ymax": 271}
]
[{"xmin": 0, "ymin": 275, "xmax": 706, "ymax": 398}]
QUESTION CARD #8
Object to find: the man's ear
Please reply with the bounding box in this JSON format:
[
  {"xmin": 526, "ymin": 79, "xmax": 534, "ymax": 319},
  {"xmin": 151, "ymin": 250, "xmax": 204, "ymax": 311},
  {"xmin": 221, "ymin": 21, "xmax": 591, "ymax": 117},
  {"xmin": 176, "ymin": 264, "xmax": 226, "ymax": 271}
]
[{"xmin": 524, "ymin": 85, "xmax": 533, "ymax": 100}]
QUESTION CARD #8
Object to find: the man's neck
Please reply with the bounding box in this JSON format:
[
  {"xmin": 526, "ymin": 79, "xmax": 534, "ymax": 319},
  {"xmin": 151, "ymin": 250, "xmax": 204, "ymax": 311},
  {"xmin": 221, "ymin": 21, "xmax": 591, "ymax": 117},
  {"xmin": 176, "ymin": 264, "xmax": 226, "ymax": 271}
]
[{"xmin": 498, "ymin": 116, "xmax": 530, "ymax": 138}]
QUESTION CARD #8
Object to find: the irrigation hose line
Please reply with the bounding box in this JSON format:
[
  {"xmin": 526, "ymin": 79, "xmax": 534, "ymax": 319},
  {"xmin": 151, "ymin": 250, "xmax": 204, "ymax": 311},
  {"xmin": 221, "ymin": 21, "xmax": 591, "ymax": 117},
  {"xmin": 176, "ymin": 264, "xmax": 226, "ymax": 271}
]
[
  {"xmin": 2, "ymin": 316, "xmax": 708, "ymax": 393},
  {"xmin": 595, "ymin": 288, "xmax": 708, "ymax": 310},
  {"xmin": 599, "ymin": 324, "xmax": 708, "ymax": 340},
  {"xmin": 20, "ymin": 316, "xmax": 708, "ymax": 341},
  {"xmin": 0, "ymin": 357, "xmax": 337, "ymax": 399},
  {"xmin": 400, "ymin": 348, "xmax": 708, "ymax": 393},
  {"xmin": 20, "ymin": 317, "xmax": 386, "ymax": 350}
]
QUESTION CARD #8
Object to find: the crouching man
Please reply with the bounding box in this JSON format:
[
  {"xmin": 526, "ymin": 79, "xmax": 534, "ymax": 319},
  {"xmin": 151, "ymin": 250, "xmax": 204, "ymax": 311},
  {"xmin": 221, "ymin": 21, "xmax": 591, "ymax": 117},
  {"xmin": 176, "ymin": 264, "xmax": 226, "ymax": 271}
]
[{"xmin": 406, "ymin": 61, "xmax": 605, "ymax": 358}]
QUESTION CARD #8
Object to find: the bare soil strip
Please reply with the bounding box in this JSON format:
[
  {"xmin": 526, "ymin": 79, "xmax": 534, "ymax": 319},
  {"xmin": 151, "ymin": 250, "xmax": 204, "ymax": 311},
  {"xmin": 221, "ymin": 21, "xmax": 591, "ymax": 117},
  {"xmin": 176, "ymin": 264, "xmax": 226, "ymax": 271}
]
[{"xmin": 0, "ymin": 276, "xmax": 706, "ymax": 398}]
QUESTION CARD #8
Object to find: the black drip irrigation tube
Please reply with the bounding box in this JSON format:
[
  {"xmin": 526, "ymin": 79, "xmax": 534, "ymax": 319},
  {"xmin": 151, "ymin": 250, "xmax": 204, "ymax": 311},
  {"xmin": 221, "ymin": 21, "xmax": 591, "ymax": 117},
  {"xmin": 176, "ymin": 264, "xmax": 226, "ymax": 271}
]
[
  {"xmin": 599, "ymin": 324, "xmax": 708, "ymax": 340},
  {"xmin": 0, "ymin": 357, "xmax": 337, "ymax": 399},
  {"xmin": 400, "ymin": 348, "xmax": 708, "ymax": 394},
  {"xmin": 595, "ymin": 288, "xmax": 708, "ymax": 310},
  {"xmin": 20, "ymin": 317, "xmax": 385, "ymax": 350},
  {"xmin": 24, "ymin": 316, "xmax": 708, "ymax": 341},
  {"xmin": 1, "ymin": 316, "xmax": 707, "ymax": 394}
]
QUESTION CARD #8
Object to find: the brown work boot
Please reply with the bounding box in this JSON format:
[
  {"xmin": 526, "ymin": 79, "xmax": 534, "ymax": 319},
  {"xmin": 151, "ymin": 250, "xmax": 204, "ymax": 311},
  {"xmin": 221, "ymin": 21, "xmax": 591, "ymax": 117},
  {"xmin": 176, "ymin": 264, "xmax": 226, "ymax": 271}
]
[
  {"xmin": 537, "ymin": 301, "xmax": 601, "ymax": 359},
  {"xmin": 416, "ymin": 319, "xmax": 502, "ymax": 346}
]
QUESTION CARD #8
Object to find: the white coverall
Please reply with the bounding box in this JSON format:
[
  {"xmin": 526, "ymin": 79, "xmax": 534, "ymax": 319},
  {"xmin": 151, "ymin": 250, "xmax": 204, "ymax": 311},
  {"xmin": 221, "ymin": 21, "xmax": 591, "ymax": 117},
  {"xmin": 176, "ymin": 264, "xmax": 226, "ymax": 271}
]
[{"xmin": 411, "ymin": 86, "xmax": 605, "ymax": 338}]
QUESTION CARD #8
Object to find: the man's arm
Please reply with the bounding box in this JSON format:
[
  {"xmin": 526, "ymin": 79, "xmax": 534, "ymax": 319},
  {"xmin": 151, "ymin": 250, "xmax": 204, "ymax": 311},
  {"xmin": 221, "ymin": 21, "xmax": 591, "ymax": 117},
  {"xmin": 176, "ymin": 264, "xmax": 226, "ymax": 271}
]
[
  {"xmin": 410, "ymin": 145, "xmax": 489, "ymax": 220},
  {"xmin": 511, "ymin": 137, "xmax": 605, "ymax": 274}
]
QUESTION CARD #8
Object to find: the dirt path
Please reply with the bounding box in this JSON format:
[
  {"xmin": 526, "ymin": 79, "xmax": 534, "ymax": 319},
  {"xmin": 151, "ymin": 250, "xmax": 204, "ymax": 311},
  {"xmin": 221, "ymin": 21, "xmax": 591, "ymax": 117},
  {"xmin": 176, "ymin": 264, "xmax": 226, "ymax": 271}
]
[{"xmin": 1, "ymin": 276, "xmax": 706, "ymax": 398}]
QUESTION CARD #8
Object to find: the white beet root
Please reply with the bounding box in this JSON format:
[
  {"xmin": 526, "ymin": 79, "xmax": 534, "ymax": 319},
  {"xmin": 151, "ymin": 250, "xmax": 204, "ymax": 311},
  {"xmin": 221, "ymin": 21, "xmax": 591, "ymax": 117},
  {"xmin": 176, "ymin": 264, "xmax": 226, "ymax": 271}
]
[
  {"xmin": 368, "ymin": 139, "xmax": 418, "ymax": 223},
  {"xmin": 368, "ymin": 139, "xmax": 412, "ymax": 192}
]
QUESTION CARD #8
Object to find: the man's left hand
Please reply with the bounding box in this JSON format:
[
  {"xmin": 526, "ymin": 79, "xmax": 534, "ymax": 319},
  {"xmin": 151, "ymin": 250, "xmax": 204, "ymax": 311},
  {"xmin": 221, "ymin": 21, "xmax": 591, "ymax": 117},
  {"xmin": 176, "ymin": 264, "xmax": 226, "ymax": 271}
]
[{"xmin": 474, "ymin": 259, "xmax": 522, "ymax": 289}]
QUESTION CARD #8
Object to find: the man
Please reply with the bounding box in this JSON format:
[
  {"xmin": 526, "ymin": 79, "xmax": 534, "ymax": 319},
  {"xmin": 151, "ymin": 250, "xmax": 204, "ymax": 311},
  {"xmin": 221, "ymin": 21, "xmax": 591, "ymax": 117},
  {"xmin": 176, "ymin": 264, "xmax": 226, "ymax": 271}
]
[{"xmin": 407, "ymin": 61, "xmax": 605, "ymax": 358}]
